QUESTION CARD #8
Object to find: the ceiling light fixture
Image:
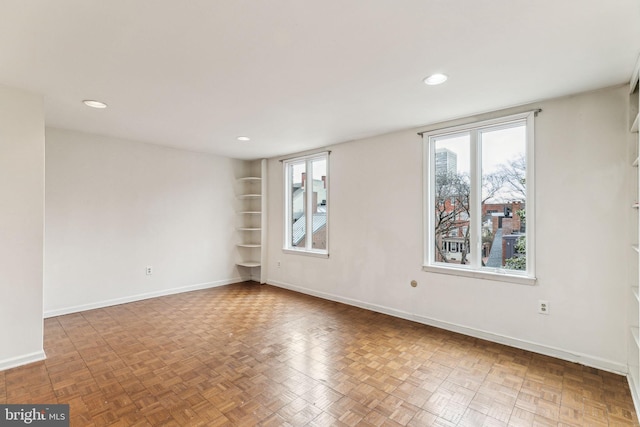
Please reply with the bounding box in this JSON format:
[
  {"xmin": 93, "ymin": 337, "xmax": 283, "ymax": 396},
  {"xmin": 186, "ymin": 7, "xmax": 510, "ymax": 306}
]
[
  {"xmin": 83, "ymin": 99, "xmax": 108, "ymax": 109},
  {"xmin": 237, "ymin": 136, "xmax": 251, "ymax": 141},
  {"xmin": 423, "ymin": 73, "xmax": 448, "ymax": 86}
]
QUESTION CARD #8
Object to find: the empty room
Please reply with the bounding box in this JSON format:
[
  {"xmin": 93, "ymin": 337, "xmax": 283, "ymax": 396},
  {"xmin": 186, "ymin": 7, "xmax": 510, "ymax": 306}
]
[{"xmin": 2, "ymin": 1, "xmax": 640, "ymax": 426}]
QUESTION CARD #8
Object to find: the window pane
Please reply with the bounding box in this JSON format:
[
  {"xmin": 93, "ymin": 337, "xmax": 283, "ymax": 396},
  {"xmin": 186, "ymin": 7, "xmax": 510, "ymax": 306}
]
[
  {"xmin": 311, "ymin": 158, "xmax": 328, "ymax": 250},
  {"xmin": 290, "ymin": 162, "xmax": 306, "ymax": 248},
  {"xmin": 433, "ymin": 133, "xmax": 471, "ymax": 264},
  {"xmin": 480, "ymin": 123, "xmax": 526, "ymax": 270}
]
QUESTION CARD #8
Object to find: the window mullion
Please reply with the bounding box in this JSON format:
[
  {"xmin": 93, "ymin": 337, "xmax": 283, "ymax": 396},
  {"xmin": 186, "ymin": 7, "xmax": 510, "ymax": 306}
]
[
  {"xmin": 525, "ymin": 113, "xmax": 535, "ymax": 276},
  {"xmin": 305, "ymin": 159, "xmax": 313, "ymax": 251},
  {"xmin": 426, "ymin": 139, "xmax": 435, "ymax": 265},
  {"xmin": 469, "ymin": 131, "xmax": 481, "ymax": 269},
  {"xmin": 283, "ymin": 162, "xmax": 291, "ymax": 247}
]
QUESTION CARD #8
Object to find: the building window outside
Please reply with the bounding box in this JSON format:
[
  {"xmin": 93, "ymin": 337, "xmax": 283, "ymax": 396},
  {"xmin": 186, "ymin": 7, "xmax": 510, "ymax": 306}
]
[
  {"xmin": 283, "ymin": 152, "xmax": 329, "ymax": 256},
  {"xmin": 424, "ymin": 112, "xmax": 535, "ymax": 283}
]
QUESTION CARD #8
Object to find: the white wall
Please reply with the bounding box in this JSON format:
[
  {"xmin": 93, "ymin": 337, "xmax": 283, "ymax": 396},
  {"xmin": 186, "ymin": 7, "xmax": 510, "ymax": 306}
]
[
  {"xmin": 0, "ymin": 85, "xmax": 45, "ymax": 370},
  {"xmin": 267, "ymin": 85, "xmax": 630, "ymax": 373},
  {"xmin": 44, "ymin": 128, "xmax": 245, "ymax": 316}
]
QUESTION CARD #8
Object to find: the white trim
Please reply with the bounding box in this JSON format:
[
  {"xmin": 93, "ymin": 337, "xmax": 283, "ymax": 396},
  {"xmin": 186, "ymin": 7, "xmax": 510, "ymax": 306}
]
[
  {"xmin": 278, "ymin": 150, "xmax": 331, "ymax": 163},
  {"xmin": 421, "ymin": 111, "xmax": 536, "ymax": 139},
  {"xmin": 260, "ymin": 158, "xmax": 268, "ymax": 284},
  {"xmin": 422, "ymin": 264, "xmax": 536, "ymax": 285},
  {"xmin": 423, "ymin": 140, "xmax": 431, "ymax": 267},
  {"xmin": 470, "ymin": 129, "xmax": 480, "ymax": 269},
  {"xmin": 283, "ymin": 160, "xmax": 291, "ymax": 250},
  {"xmin": 410, "ymin": 312, "xmax": 626, "ymax": 374},
  {"xmin": 418, "ymin": 109, "xmax": 541, "ymax": 136},
  {"xmin": 282, "ymin": 248, "xmax": 329, "ymax": 258},
  {"xmin": 324, "ymin": 155, "xmax": 330, "ymax": 253},
  {"xmin": 267, "ymin": 279, "xmax": 624, "ymax": 375},
  {"xmin": 424, "ymin": 111, "xmax": 534, "ymax": 278},
  {"xmin": 250, "ymin": 269, "xmax": 261, "ymax": 283},
  {"xmin": 628, "ymin": 374, "xmax": 640, "ymax": 421},
  {"xmin": 283, "ymin": 152, "xmax": 329, "ymax": 255},
  {"xmin": 525, "ymin": 112, "xmax": 536, "ymax": 275},
  {"xmin": 0, "ymin": 350, "xmax": 46, "ymax": 372},
  {"xmin": 43, "ymin": 277, "xmax": 245, "ymax": 318},
  {"xmin": 630, "ymin": 55, "xmax": 640, "ymax": 94}
]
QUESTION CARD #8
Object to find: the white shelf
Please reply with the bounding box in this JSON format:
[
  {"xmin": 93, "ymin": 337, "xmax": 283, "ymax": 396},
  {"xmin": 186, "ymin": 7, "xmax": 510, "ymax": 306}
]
[
  {"xmin": 627, "ymin": 54, "xmax": 640, "ymax": 418},
  {"xmin": 236, "ymin": 261, "xmax": 261, "ymax": 268},
  {"xmin": 631, "ymin": 58, "xmax": 640, "ymax": 94},
  {"xmin": 235, "ymin": 160, "xmax": 267, "ymax": 281}
]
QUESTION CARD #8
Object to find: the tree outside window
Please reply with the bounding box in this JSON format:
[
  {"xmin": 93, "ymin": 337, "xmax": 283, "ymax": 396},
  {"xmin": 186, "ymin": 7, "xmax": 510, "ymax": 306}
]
[{"xmin": 425, "ymin": 112, "xmax": 535, "ymax": 280}]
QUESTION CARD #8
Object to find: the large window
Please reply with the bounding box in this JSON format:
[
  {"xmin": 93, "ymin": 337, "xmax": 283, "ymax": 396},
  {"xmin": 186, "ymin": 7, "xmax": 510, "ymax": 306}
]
[
  {"xmin": 283, "ymin": 152, "xmax": 329, "ymax": 256},
  {"xmin": 424, "ymin": 112, "xmax": 535, "ymax": 284}
]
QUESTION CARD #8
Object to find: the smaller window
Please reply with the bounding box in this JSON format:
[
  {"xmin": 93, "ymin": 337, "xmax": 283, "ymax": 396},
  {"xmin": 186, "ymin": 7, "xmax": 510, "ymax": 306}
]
[{"xmin": 283, "ymin": 152, "xmax": 329, "ymax": 256}]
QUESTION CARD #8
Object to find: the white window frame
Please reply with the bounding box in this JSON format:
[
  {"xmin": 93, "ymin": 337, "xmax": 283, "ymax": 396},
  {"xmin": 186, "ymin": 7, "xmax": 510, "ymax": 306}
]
[
  {"xmin": 283, "ymin": 152, "xmax": 329, "ymax": 257},
  {"xmin": 423, "ymin": 112, "xmax": 536, "ymax": 285}
]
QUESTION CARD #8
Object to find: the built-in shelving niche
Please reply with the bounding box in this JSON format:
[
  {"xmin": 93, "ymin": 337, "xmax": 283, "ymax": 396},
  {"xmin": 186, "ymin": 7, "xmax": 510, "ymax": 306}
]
[{"xmin": 235, "ymin": 160, "xmax": 267, "ymax": 283}]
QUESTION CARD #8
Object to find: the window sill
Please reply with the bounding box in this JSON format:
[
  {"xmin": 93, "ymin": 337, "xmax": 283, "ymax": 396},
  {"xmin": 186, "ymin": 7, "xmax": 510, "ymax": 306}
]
[
  {"xmin": 283, "ymin": 248, "xmax": 329, "ymax": 259},
  {"xmin": 422, "ymin": 264, "xmax": 536, "ymax": 286}
]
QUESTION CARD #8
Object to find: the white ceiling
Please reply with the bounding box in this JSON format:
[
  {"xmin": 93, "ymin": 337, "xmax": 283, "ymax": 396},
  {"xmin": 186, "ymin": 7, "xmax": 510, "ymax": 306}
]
[{"xmin": 1, "ymin": 1, "xmax": 639, "ymax": 160}]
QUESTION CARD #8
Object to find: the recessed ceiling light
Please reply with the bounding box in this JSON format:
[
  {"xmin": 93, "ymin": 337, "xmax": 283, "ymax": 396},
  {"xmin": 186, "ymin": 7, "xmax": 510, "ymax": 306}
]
[
  {"xmin": 423, "ymin": 73, "xmax": 448, "ymax": 86},
  {"xmin": 83, "ymin": 99, "xmax": 108, "ymax": 109},
  {"xmin": 237, "ymin": 136, "xmax": 251, "ymax": 141}
]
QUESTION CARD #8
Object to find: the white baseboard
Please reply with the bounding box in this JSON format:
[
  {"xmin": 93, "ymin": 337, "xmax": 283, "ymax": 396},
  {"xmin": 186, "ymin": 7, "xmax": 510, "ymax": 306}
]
[
  {"xmin": 267, "ymin": 279, "xmax": 627, "ymax": 375},
  {"xmin": 44, "ymin": 277, "xmax": 247, "ymax": 318},
  {"xmin": 0, "ymin": 350, "xmax": 46, "ymax": 372},
  {"xmin": 628, "ymin": 374, "xmax": 640, "ymax": 420}
]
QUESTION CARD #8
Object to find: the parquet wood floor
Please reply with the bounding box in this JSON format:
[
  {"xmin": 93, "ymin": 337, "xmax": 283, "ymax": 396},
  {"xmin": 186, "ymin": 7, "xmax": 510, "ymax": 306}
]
[{"xmin": 0, "ymin": 282, "xmax": 637, "ymax": 426}]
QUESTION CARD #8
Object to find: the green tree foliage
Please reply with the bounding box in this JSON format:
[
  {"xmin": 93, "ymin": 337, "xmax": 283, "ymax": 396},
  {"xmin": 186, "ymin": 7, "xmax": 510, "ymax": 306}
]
[
  {"xmin": 504, "ymin": 236, "xmax": 526, "ymax": 270},
  {"xmin": 505, "ymin": 208, "xmax": 526, "ymax": 270}
]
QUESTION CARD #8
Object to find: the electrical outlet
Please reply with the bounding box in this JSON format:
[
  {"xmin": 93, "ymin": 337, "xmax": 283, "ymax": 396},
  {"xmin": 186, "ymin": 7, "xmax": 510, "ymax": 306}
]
[
  {"xmin": 538, "ymin": 300, "xmax": 549, "ymax": 314},
  {"xmin": 146, "ymin": 266, "xmax": 153, "ymax": 275},
  {"xmin": 277, "ymin": 261, "xmax": 281, "ymax": 268}
]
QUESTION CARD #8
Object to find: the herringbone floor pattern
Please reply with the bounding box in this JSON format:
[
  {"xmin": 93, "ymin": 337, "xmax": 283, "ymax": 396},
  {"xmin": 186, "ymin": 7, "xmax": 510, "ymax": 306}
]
[{"xmin": 0, "ymin": 282, "xmax": 637, "ymax": 426}]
